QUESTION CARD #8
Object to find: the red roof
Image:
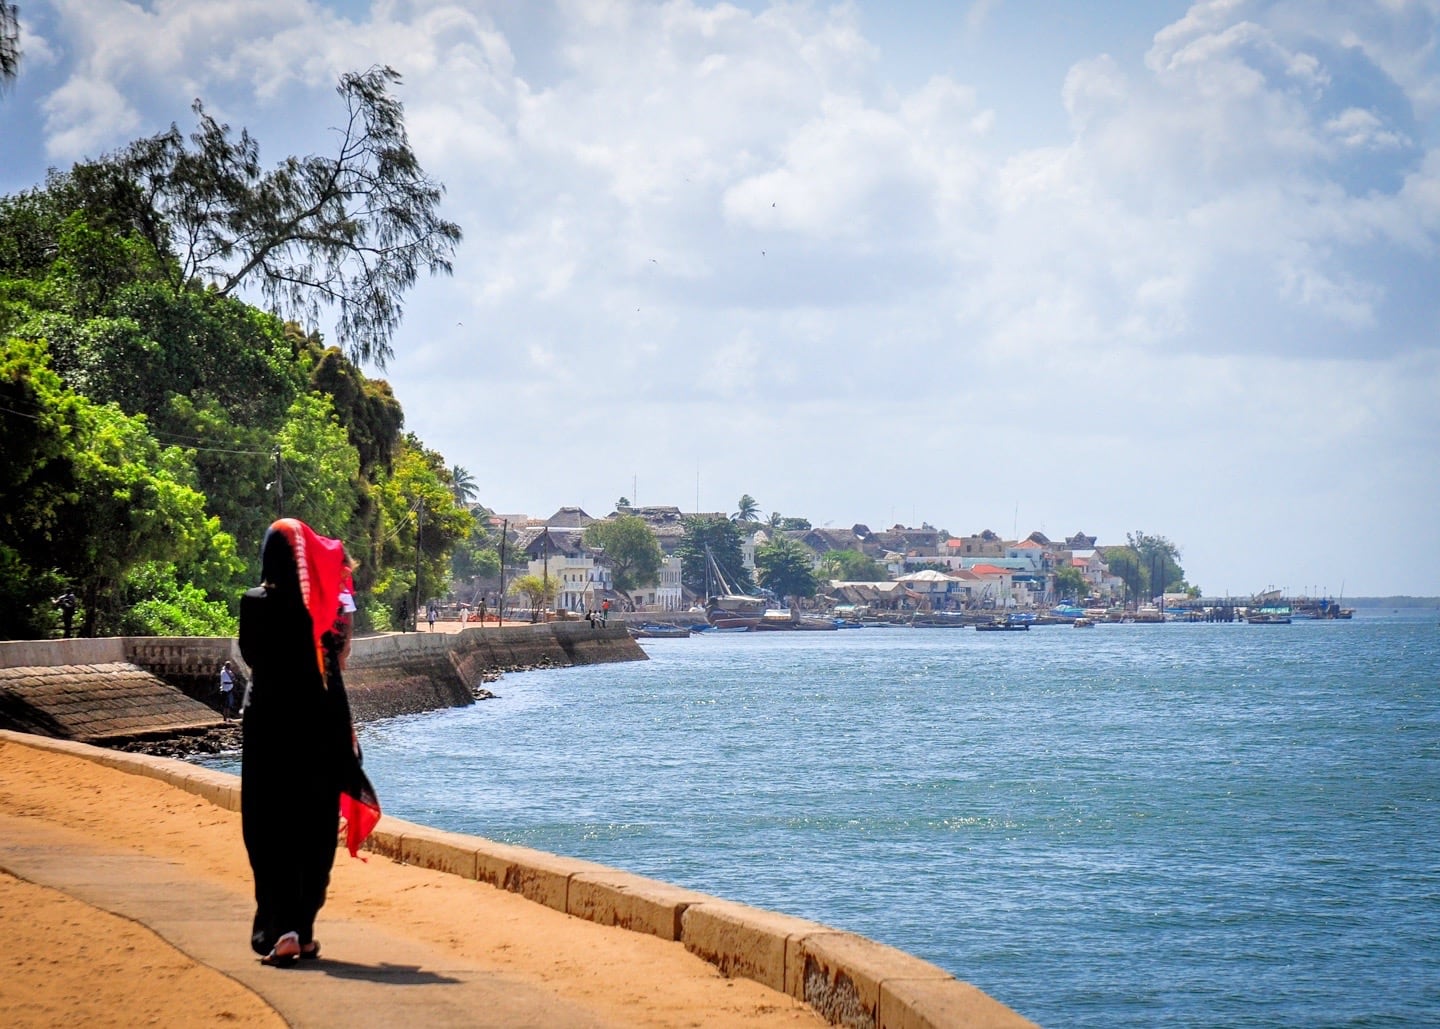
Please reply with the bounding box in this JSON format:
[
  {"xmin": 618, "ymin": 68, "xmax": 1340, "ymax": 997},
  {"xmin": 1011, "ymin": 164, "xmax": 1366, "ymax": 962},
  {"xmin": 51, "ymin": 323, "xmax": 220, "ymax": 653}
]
[{"xmin": 970, "ymin": 564, "xmax": 1010, "ymax": 576}]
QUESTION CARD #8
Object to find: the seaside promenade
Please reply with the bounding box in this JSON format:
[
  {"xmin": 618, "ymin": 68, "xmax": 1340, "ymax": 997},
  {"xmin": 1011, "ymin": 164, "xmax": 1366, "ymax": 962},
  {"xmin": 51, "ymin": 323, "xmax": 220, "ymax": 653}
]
[
  {"xmin": 0, "ymin": 732, "xmax": 828, "ymax": 1028},
  {"xmin": 0, "ymin": 627, "xmax": 1038, "ymax": 1028}
]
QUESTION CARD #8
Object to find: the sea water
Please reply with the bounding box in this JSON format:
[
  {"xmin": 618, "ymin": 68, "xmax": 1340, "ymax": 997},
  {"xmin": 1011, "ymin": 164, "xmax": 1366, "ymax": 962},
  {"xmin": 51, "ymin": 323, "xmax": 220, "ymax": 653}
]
[{"xmin": 226, "ymin": 613, "xmax": 1440, "ymax": 1027}]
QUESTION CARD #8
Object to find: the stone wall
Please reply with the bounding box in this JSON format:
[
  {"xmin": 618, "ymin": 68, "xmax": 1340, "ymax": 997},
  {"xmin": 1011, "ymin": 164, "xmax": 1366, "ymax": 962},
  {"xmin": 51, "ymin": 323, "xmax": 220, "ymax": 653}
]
[
  {"xmin": 343, "ymin": 623, "xmax": 643, "ymax": 721},
  {"xmin": 0, "ymin": 624, "xmax": 647, "ymax": 738},
  {"xmin": 123, "ymin": 637, "xmax": 241, "ymax": 704}
]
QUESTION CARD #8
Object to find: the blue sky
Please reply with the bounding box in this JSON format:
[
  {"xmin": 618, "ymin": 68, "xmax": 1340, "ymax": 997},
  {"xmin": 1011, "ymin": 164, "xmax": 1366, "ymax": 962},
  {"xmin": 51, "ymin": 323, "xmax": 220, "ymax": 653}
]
[{"xmin": 3, "ymin": 1, "xmax": 1438, "ymax": 596}]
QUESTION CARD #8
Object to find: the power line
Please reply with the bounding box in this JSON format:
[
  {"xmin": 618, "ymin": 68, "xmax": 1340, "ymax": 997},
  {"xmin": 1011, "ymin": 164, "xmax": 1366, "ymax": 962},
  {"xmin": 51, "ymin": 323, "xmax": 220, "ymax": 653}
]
[{"xmin": 1, "ymin": 399, "xmax": 274, "ymax": 456}]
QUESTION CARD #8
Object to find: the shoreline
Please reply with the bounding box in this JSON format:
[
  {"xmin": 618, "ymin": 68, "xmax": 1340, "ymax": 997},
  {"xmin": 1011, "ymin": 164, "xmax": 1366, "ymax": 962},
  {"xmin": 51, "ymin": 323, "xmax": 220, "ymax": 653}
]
[
  {"xmin": 0, "ymin": 729, "xmax": 1037, "ymax": 1028},
  {"xmin": 0, "ymin": 732, "xmax": 828, "ymax": 1028}
]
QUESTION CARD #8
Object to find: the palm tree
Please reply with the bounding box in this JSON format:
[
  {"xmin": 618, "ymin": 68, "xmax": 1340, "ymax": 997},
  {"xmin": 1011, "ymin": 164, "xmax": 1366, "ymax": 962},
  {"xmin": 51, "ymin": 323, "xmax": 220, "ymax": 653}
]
[
  {"xmin": 733, "ymin": 494, "xmax": 760, "ymax": 523},
  {"xmin": 1, "ymin": 4, "xmax": 20, "ymax": 87},
  {"xmin": 766, "ymin": 511, "xmax": 783, "ymax": 530},
  {"xmin": 448, "ymin": 464, "xmax": 478, "ymax": 506}
]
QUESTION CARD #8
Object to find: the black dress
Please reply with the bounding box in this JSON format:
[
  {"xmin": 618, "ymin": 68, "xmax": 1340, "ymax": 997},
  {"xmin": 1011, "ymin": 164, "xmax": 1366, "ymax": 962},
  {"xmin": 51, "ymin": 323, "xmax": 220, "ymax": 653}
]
[{"xmin": 238, "ymin": 579, "xmax": 365, "ymax": 955}]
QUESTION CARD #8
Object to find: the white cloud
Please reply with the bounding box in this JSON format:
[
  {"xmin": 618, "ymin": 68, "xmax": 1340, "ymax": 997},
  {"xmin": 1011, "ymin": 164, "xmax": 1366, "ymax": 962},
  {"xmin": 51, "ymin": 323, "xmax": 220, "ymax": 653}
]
[
  {"xmin": 42, "ymin": 75, "xmax": 142, "ymax": 157},
  {"xmin": 10, "ymin": 0, "xmax": 1440, "ymax": 592},
  {"xmin": 1324, "ymin": 106, "xmax": 1410, "ymax": 150}
]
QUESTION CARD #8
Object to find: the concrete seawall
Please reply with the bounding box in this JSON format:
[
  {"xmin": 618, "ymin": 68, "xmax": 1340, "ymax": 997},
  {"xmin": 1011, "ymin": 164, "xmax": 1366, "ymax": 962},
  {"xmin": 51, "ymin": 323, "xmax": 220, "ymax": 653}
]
[
  {"xmin": 0, "ymin": 623, "xmax": 646, "ymax": 741},
  {"xmin": 0, "ymin": 729, "xmax": 1039, "ymax": 1029}
]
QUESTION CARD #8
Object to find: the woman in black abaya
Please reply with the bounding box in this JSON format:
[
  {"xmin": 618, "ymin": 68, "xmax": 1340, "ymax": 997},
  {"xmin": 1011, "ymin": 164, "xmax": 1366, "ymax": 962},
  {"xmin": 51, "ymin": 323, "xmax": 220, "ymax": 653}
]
[{"xmin": 239, "ymin": 518, "xmax": 379, "ymax": 966}]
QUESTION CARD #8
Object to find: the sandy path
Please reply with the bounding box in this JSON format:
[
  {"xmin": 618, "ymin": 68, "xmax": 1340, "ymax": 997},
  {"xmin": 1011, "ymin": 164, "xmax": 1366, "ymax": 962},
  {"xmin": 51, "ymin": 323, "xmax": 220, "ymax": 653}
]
[{"xmin": 0, "ymin": 738, "xmax": 824, "ymax": 1028}]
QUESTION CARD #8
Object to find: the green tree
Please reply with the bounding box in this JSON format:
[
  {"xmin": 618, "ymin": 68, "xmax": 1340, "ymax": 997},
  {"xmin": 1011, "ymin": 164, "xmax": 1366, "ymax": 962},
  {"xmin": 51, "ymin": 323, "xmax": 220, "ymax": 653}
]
[
  {"xmin": 448, "ymin": 464, "xmax": 477, "ymax": 506},
  {"xmin": 1053, "ymin": 564, "xmax": 1089, "ymax": 602},
  {"xmin": 0, "ymin": 336, "xmax": 247, "ymax": 637},
  {"xmin": 276, "ymin": 392, "xmax": 361, "ymax": 536},
  {"xmin": 778, "ymin": 516, "xmax": 811, "ymax": 531},
  {"xmin": 307, "ymin": 342, "xmax": 404, "ymax": 476},
  {"xmin": 450, "ymin": 514, "xmax": 500, "ymax": 583},
  {"xmin": 677, "ymin": 516, "xmax": 752, "ymax": 596},
  {"xmin": 1102, "ymin": 531, "xmax": 1187, "ymax": 602},
  {"xmin": 755, "ymin": 536, "xmax": 818, "ymax": 603},
  {"xmin": 584, "ymin": 515, "xmax": 662, "ymax": 603},
  {"xmin": 1128, "ymin": 531, "xmax": 1186, "ymax": 596},
  {"xmin": 818, "ymin": 549, "xmax": 888, "ymax": 581},
  {"xmin": 118, "ymin": 558, "xmax": 239, "ymax": 636},
  {"xmin": 0, "ymin": 91, "xmax": 477, "ymax": 636},
  {"xmin": 1100, "ymin": 546, "xmax": 1143, "ymax": 600},
  {"xmin": 111, "ymin": 66, "xmax": 461, "ymax": 368},
  {"xmin": 363, "ymin": 436, "xmax": 471, "ymax": 627},
  {"xmin": 765, "ymin": 511, "xmax": 783, "ymax": 530},
  {"xmin": 733, "ymin": 494, "xmax": 759, "ymax": 523},
  {"xmin": 508, "ymin": 574, "xmax": 557, "ymax": 619}
]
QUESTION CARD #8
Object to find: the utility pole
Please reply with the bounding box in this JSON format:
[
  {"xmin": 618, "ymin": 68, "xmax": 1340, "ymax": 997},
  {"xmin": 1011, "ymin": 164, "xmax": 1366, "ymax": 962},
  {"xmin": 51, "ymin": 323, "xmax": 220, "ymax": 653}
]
[
  {"xmin": 498, "ymin": 519, "xmax": 507, "ymax": 627},
  {"xmin": 412, "ymin": 498, "xmax": 424, "ymax": 632},
  {"xmin": 542, "ymin": 527, "xmax": 550, "ymax": 622}
]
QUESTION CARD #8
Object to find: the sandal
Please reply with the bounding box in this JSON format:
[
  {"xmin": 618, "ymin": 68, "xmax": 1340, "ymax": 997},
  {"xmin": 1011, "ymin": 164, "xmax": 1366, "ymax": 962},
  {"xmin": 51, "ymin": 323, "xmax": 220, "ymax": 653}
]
[
  {"xmin": 261, "ymin": 931, "xmax": 301, "ymax": 967},
  {"xmin": 300, "ymin": 940, "xmax": 320, "ymax": 960}
]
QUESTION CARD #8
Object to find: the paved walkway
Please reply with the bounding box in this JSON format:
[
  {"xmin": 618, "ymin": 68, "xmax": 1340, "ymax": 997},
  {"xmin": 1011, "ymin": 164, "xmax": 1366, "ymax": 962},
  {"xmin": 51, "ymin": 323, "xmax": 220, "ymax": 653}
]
[{"xmin": 0, "ymin": 812, "xmax": 612, "ymax": 1028}]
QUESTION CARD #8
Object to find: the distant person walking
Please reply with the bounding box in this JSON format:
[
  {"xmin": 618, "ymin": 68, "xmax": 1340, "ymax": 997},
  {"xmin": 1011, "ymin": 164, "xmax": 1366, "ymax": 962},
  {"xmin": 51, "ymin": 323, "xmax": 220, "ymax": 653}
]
[
  {"xmin": 601, "ymin": 599, "xmax": 610, "ymax": 626},
  {"xmin": 219, "ymin": 660, "xmax": 237, "ymax": 720},
  {"xmin": 239, "ymin": 518, "xmax": 380, "ymax": 967},
  {"xmin": 426, "ymin": 603, "xmax": 437, "ymax": 632}
]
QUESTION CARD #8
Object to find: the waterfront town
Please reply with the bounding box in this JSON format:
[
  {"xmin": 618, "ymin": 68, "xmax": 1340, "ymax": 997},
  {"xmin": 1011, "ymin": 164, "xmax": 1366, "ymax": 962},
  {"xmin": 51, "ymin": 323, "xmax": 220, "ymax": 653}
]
[{"xmin": 475, "ymin": 504, "xmax": 1347, "ymax": 628}]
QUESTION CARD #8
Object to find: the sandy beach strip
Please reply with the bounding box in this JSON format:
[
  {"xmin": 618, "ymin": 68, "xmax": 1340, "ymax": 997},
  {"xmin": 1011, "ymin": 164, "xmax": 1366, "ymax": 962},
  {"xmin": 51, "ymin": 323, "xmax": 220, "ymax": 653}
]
[{"xmin": 0, "ymin": 736, "xmax": 824, "ymax": 1028}]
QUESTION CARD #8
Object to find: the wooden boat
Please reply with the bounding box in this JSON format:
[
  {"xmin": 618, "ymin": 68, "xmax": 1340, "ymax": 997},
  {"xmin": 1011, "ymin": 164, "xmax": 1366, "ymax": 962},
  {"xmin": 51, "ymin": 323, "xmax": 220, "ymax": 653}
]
[
  {"xmin": 976, "ymin": 616, "xmax": 1029, "ymax": 631},
  {"xmin": 702, "ymin": 546, "xmax": 767, "ymax": 626},
  {"xmin": 710, "ymin": 616, "xmax": 761, "ymax": 631},
  {"xmin": 628, "ymin": 622, "xmax": 691, "ymax": 638},
  {"xmin": 1073, "ymin": 617, "xmax": 1095, "ymax": 628}
]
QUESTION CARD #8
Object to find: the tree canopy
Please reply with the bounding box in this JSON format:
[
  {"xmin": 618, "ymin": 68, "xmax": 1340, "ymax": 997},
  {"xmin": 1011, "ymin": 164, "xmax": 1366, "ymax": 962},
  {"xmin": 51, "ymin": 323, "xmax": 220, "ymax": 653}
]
[
  {"xmin": 584, "ymin": 515, "xmax": 662, "ymax": 602},
  {"xmin": 677, "ymin": 516, "xmax": 753, "ymax": 596},
  {"xmin": 1052, "ymin": 564, "xmax": 1089, "ymax": 602},
  {"xmin": 0, "ymin": 74, "xmax": 472, "ymax": 640},
  {"xmin": 818, "ymin": 548, "xmax": 888, "ymax": 582},
  {"xmin": 733, "ymin": 494, "xmax": 759, "ymax": 523},
  {"xmin": 105, "ymin": 66, "xmax": 460, "ymax": 369},
  {"xmin": 1101, "ymin": 531, "xmax": 1190, "ymax": 601},
  {"xmin": 755, "ymin": 536, "xmax": 818, "ymax": 603}
]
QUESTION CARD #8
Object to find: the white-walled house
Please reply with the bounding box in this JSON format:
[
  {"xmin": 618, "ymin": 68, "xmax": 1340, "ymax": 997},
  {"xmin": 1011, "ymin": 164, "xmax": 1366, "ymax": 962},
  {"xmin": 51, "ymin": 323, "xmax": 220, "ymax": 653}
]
[
  {"xmin": 519, "ymin": 527, "xmax": 610, "ymax": 613},
  {"xmin": 626, "ymin": 553, "xmax": 684, "ymax": 611}
]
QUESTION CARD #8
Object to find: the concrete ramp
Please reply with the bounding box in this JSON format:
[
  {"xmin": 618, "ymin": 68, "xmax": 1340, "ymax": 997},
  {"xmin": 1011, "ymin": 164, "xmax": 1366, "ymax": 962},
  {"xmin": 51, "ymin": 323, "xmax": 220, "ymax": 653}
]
[{"xmin": 0, "ymin": 662, "xmax": 223, "ymax": 742}]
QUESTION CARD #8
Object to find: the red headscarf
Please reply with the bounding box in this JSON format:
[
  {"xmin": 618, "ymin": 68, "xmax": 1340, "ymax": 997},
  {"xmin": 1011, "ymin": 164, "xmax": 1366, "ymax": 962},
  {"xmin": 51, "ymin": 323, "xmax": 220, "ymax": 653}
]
[
  {"xmin": 266, "ymin": 518, "xmax": 349, "ymax": 680},
  {"xmin": 263, "ymin": 518, "xmax": 380, "ymax": 854}
]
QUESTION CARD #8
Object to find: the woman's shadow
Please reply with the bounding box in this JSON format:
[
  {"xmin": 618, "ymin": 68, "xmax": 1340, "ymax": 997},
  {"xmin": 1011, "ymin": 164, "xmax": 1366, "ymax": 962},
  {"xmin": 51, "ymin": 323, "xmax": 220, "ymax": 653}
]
[{"xmin": 294, "ymin": 959, "xmax": 461, "ymax": 985}]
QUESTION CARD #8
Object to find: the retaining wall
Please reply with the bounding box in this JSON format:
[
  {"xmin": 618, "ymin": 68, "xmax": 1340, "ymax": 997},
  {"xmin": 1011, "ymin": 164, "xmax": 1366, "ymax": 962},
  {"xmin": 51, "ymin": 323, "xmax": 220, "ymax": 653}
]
[
  {"xmin": 0, "ymin": 625, "xmax": 646, "ymax": 739},
  {"xmin": 0, "ymin": 729, "xmax": 1039, "ymax": 1029}
]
